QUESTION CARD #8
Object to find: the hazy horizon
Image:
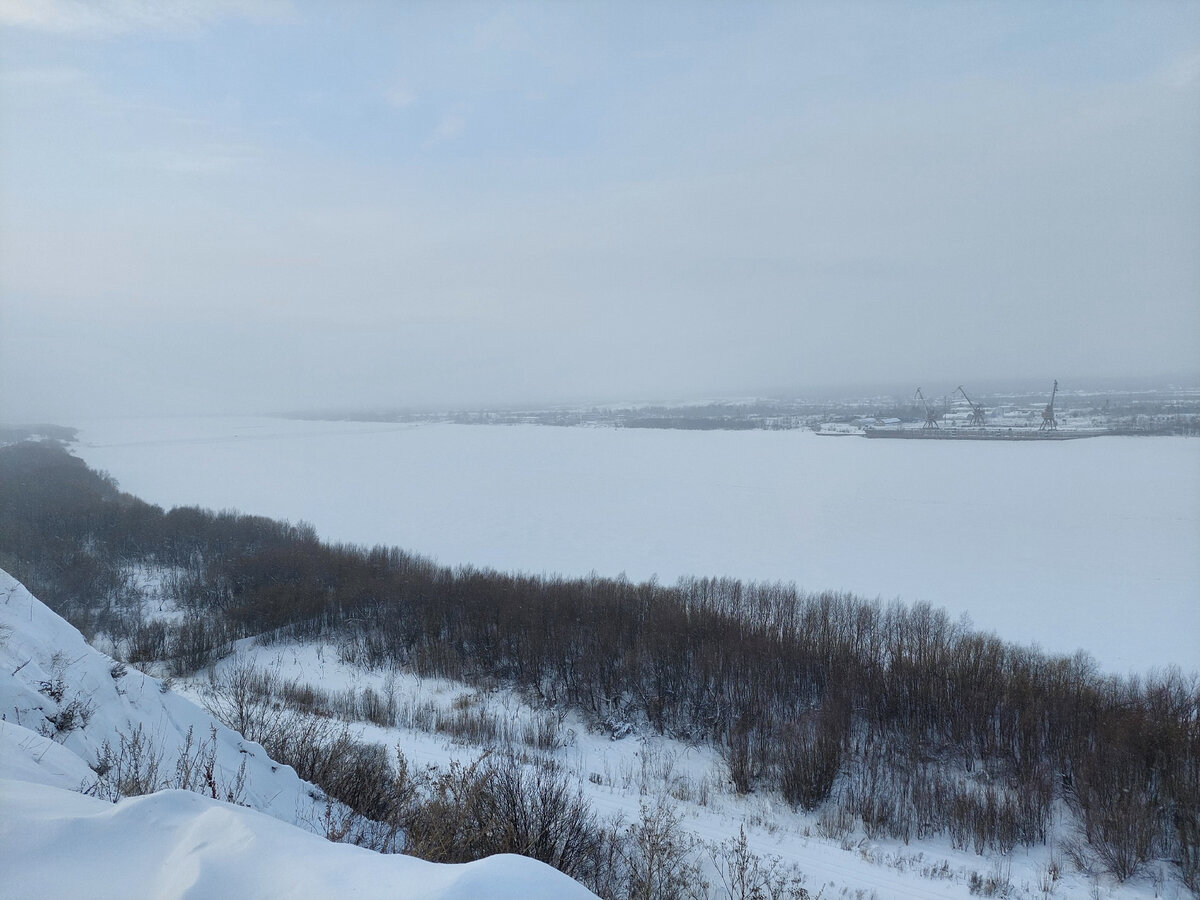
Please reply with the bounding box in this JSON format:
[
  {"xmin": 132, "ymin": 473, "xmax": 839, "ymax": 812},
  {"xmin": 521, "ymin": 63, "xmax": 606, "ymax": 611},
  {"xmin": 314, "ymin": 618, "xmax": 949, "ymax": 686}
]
[
  {"xmin": 262, "ymin": 370, "xmax": 1199, "ymax": 421},
  {"xmin": 3, "ymin": 2, "xmax": 1198, "ymax": 421},
  {"xmin": 7, "ymin": 369, "xmax": 1197, "ymax": 425}
]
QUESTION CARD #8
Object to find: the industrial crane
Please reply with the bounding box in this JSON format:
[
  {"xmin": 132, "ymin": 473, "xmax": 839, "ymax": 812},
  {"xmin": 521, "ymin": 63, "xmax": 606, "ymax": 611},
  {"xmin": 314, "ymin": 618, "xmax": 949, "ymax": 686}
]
[
  {"xmin": 1039, "ymin": 379, "xmax": 1059, "ymax": 431},
  {"xmin": 915, "ymin": 388, "xmax": 940, "ymax": 429},
  {"xmin": 957, "ymin": 385, "xmax": 986, "ymax": 426}
]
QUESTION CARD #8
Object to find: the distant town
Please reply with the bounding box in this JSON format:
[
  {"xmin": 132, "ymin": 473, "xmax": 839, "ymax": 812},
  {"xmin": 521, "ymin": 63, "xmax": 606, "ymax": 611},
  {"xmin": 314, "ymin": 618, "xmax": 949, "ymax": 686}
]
[{"xmin": 287, "ymin": 382, "xmax": 1200, "ymax": 437}]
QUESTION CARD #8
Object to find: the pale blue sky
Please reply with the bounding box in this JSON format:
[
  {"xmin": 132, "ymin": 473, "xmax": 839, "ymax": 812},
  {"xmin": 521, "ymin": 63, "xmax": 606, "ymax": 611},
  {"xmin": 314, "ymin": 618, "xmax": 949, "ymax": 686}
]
[{"xmin": 2, "ymin": 1, "xmax": 1198, "ymax": 418}]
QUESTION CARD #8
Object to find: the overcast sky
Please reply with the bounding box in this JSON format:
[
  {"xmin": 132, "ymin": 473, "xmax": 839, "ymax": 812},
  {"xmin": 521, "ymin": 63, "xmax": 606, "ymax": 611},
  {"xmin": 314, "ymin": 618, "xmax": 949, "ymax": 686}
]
[{"xmin": 2, "ymin": 1, "xmax": 1198, "ymax": 420}]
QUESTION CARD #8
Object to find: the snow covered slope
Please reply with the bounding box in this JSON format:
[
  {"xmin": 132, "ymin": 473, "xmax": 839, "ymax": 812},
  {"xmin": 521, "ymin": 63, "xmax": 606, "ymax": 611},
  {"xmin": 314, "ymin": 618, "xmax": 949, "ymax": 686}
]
[
  {"xmin": 0, "ymin": 567, "xmax": 318, "ymax": 822},
  {"xmin": 0, "ymin": 569, "xmax": 598, "ymax": 899}
]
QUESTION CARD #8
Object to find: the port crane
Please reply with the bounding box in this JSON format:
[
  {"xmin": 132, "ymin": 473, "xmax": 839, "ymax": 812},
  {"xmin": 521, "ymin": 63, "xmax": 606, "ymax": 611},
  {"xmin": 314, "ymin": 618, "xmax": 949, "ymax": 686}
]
[
  {"xmin": 956, "ymin": 385, "xmax": 986, "ymax": 426},
  {"xmin": 915, "ymin": 388, "xmax": 940, "ymax": 429},
  {"xmin": 1039, "ymin": 379, "xmax": 1059, "ymax": 431}
]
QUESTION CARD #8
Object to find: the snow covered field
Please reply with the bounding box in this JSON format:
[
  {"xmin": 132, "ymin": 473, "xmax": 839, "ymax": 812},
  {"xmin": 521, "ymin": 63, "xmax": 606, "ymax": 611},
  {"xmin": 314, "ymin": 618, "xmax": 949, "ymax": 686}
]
[{"xmin": 72, "ymin": 416, "xmax": 1200, "ymax": 674}]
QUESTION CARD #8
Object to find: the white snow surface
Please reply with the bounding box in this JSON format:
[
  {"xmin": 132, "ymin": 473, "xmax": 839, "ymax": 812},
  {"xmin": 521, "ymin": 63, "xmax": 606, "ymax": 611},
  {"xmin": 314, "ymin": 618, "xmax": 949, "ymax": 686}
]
[
  {"xmin": 0, "ymin": 781, "xmax": 595, "ymax": 900},
  {"xmin": 0, "ymin": 570, "xmax": 598, "ymax": 899},
  {"xmin": 72, "ymin": 416, "xmax": 1200, "ymax": 674}
]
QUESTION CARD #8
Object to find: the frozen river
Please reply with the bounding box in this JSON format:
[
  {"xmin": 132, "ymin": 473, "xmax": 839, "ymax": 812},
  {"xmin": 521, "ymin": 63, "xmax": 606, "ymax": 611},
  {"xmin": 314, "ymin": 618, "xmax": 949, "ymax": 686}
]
[{"xmin": 72, "ymin": 417, "xmax": 1199, "ymax": 674}]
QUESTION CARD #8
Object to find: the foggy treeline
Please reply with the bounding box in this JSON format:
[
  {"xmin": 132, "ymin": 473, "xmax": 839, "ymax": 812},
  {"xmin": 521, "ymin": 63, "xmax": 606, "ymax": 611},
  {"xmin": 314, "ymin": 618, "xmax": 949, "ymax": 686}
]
[{"xmin": 1, "ymin": 440, "xmax": 1196, "ymax": 891}]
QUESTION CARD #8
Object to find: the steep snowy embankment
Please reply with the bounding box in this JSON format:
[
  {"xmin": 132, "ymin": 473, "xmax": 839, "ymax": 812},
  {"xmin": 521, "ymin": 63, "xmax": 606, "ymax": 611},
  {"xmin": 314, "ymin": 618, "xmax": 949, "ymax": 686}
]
[
  {"xmin": 0, "ymin": 569, "xmax": 598, "ymax": 899},
  {"xmin": 0, "ymin": 568, "xmax": 318, "ymax": 823}
]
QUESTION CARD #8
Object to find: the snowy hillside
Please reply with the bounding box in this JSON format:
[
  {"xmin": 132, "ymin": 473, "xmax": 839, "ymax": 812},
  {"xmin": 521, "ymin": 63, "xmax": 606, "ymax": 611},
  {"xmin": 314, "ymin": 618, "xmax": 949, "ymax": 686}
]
[
  {"xmin": 0, "ymin": 567, "xmax": 322, "ymax": 823},
  {"xmin": 2, "ymin": 565, "xmax": 1195, "ymax": 898},
  {"xmin": 194, "ymin": 636, "xmax": 1198, "ymax": 900},
  {"xmin": 0, "ymin": 569, "xmax": 598, "ymax": 899}
]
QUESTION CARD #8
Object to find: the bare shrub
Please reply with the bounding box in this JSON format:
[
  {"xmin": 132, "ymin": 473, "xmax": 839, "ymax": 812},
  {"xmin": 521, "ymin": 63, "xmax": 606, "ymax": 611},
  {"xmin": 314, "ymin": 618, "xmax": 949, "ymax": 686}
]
[
  {"xmin": 306, "ymin": 742, "xmax": 422, "ymax": 853},
  {"xmin": 777, "ymin": 713, "xmax": 842, "ymax": 811},
  {"xmin": 200, "ymin": 660, "xmax": 279, "ymax": 740},
  {"xmin": 89, "ymin": 724, "xmax": 164, "ymax": 800},
  {"xmin": 35, "ymin": 655, "xmax": 95, "ymax": 737},
  {"xmin": 967, "ymin": 857, "xmax": 1011, "ymax": 897},
  {"xmin": 358, "ymin": 685, "xmax": 392, "ymax": 726},
  {"xmin": 88, "ymin": 723, "xmax": 248, "ymax": 805},
  {"xmin": 435, "ymin": 704, "xmax": 500, "ymax": 745},
  {"xmin": 278, "ymin": 678, "xmax": 331, "ymax": 716},
  {"xmin": 406, "ymin": 753, "xmax": 605, "ymax": 882},
  {"xmin": 402, "ymin": 755, "xmax": 491, "ymax": 861},
  {"xmin": 816, "ymin": 804, "xmax": 855, "ymax": 841},
  {"xmin": 709, "ymin": 826, "xmax": 809, "ymax": 899},
  {"xmin": 726, "ymin": 728, "xmax": 755, "ymax": 795},
  {"xmin": 623, "ymin": 798, "xmax": 708, "ymax": 900},
  {"xmin": 1076, "ymin": 787, "xmax": 1157, "ymax": 882},
  {"xmin": 126, "ymin": 620, "xmax": 168, "ymax": 664},
  {"xmin": 37, "ymin": 672, "xmax": 66, "ymax": 702},
  {"xmin": 45, "ymin": 694, "xmax": 95, "ymax": 738},
  {"xmin": 1178, "ymin": 812, "xmax": 1200, "ymax": 896},
  {"xmin": 842, "ymin": 754, "xmax": 903, "ymax": 842},
  {"xmin": 1071, "ymin": 754, "xmax": 1159, "ymax": 882},
  {"xmin": 484, "ymin": 755, "xmax": 603, "ymax": 878},
  {"xmin": 167, "ymin": 616, "xmax": 230, "ymax": 675},
  {"xmin": 522, "ymin": 711, "xmax": 564, "ymax": 751},
  {"xmin": 580, "ymin": 814, "xmax": 631, "ymax": 900},
  {"xmin": 172, "ymin": 725, "xmax": 247, "ymax": 804}
]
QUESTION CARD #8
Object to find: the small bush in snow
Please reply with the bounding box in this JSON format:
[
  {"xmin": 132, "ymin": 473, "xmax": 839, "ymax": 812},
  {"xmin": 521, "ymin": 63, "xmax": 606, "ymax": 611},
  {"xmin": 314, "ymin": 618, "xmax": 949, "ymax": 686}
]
[
  {"xmin": 709, "ymin": 826, "xmax": 809, "ymax": 900},
  {"xmin": 406, "ymin": 753, "xmax": 606, "ymax": 882},
  {"xmin": 172, "ymin": 725, "xmax": 248, "ymax": 805},
  {"xmin": 622, "ymin": 798, "xmax": 708, "ymax": 900},
  {"xmin": 36, "ymin": 679, "xmax": 61, "ymax": 703},
  {"xmin": 88, "ymin": 723, "xmax": 248, "ymax": 806},
  {"xmin": 45, "ymin": 694, "xmax": 95, "ymax": 737},
  {"xmin": 89, "ymin": 724, "xmax": 164, "ymax": 800},
  {"xmin": 36, "ymin": 653, "xmax": 95, "ymax": 738}
]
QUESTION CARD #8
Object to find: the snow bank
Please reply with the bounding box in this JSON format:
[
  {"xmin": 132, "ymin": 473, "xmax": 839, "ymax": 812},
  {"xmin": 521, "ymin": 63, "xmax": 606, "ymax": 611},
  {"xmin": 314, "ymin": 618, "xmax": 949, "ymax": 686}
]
[{"xmin": 0, "ymin": 780, "xmax": 596, "ymax": 900}]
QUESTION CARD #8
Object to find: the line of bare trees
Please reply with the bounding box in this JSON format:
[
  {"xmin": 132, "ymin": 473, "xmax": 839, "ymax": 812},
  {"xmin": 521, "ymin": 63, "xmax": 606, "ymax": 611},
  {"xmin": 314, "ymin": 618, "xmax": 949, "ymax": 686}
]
[{"xmin": 1, "ymin": 440, "xmax": 1196, "ymax": 889}]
